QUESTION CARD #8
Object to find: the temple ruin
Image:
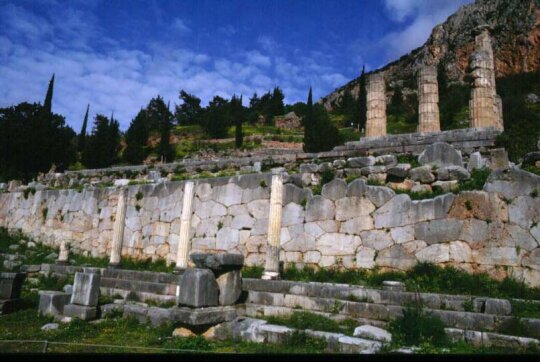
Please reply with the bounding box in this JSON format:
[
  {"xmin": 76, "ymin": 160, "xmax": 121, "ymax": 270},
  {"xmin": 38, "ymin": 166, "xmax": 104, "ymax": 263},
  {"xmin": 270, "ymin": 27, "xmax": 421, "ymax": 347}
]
[
  {"xmin": 365, "ymin": 73, "xmax": 387, "ymax": 137},
  {"xmin": 417, "ymin": 66, "xmax": 441, "ymax": 133}
]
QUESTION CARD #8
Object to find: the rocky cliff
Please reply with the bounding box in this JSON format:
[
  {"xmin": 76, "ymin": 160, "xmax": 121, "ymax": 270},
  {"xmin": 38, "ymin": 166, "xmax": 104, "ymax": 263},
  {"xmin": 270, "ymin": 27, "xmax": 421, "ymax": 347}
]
[{"xmin": 321, "ymin": 0, "xmax": 540, "ymax": 110}]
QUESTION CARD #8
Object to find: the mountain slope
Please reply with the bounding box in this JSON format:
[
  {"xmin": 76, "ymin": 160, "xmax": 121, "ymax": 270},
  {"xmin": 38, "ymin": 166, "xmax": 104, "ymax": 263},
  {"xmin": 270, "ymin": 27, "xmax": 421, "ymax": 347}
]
[{"xmin": 321, "ymin": 0, "xmax": 540, "ymax": 110}]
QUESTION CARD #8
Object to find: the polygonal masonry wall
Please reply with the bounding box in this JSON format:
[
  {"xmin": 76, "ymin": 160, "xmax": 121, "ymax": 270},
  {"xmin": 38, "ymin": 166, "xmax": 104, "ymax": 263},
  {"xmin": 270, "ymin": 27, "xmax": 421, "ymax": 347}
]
[{"xmin": 0, "ymin": 169, "xmax": 539, "ymax": 286}]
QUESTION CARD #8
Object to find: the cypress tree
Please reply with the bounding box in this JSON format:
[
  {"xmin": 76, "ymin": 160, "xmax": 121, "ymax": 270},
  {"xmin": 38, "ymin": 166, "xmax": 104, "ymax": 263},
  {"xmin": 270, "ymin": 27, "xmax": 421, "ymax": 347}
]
[
  {"xmin": 303, "ymin": 87, "xmax": 316, "ymax": 152},
  {"xmin": 233, "ymin": 95, "xmax": 244, "ymax": 149},
  {"xmin": 124, "ymin": 108, "xmax": 150, "ymax": 164},
  {"xmin": 79, "ymin": 104, "xmax": 89, "ymax": 152},
  {"xmin": 43, "ymin": 74, "xmax": 55, "ymax": 114},
  {"xmin": 358, "ymin": 65, "xmax": 367, "ymax": 131}
]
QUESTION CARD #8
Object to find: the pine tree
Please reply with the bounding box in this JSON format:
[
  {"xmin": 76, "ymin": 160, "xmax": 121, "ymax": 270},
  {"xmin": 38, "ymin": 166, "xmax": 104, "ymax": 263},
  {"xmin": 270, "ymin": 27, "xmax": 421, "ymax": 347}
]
[
  {"xmin": 78, "ymin": 104, "xmax": 89, "ymax": 152},
  {"xmin": 82, "ymin": 114, "xmax": 120, "ymax": 169},
  {"xmin": 43, "ymin": 74, "xmax": 55, "ymax": 114},
  {"xmin": 357, "ymin": 65, "xmax": 367, "ymax": 131},
  {"xmin": 201, "ymin": 96, "xmax": 231, "ymax": 138}
]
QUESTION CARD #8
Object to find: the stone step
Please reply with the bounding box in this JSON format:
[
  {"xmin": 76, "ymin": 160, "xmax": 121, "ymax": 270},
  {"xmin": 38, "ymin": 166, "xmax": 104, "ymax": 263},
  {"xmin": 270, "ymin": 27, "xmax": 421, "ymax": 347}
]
[
  {"xmin": 100, "ymin": 287, "xmax": 177, "ymax": 304},
  {"xmin": 101, "ymin": 268, "xmax": 182, "ymax": 285},
  {"xmin": 100, "ymin": 277, "xmax": 177, "ymax": 296}
]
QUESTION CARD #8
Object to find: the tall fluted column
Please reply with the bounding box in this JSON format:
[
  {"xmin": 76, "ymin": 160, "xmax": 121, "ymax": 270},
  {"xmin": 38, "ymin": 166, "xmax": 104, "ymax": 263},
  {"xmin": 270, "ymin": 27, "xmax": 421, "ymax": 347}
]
[
  {"xmin": 469, "ymin": 29, "xmax": 503, "ymax": 130},
  {"xmin": 262, "ymin": 170, "xmax": 284, "ymax": 280},
  {"xmin": 109, "ymin": 187, "xmax": 128, "ymax": 267},
  {"xmin": 365, "ymin": 73, "xmax": 387, "ymax": 137},
  {"xmin": 417, "ymin": 66, "xmax": 441, "ymax": 133},
  {"xmin": 174, "ymin": 181, "xmax": 195, "ymax": 272}
]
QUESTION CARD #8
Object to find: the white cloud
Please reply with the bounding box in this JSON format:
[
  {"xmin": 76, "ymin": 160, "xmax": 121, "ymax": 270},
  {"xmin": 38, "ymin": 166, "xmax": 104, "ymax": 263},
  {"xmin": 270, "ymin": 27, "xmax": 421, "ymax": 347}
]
[
  {"xmin": 172, "ymin": 18, "xmax": 191, "ymax": 34},
  {"xmin": 245, "ymin": 50, "xmax": 271, "ymax": 67}
]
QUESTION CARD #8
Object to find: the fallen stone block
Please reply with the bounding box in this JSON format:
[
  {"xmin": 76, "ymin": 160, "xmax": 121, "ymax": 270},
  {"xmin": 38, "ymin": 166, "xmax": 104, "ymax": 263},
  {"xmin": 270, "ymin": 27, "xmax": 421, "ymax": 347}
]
[
  {"xmin": 484, "ymin": 298, "xmax": 512, "ymax": 316},
  {"xmin": 0, "ymin": 272, "xmax": 26, "ymax": 299},
  {"xmin": 260, "ymin": 324, "xmax": 293, "ymax": 344},
  {"xmin": 41, "ymin": 323, "xmax": 59, "ymax": 331},
  {"xmin": 338, "ymin": 336, "xmax": 382, "ymax": 354},
  {"xmin": 229, "ymin": 317, "xmax": 268, "ymax": 343},
  {"xmin": 122, "ymin": 303, "xmax": 149, "ymax": 324},
  {"xmin": 38, "ymin": 291, "xmax": 71, "ymax": 317},
  {"xmin": 70, "ymin": 272, "xmax": 100, "ymax": 307},
  {"xmin": 190, "ymin": 253, "xmax": 244, "ymax": 272},
  {"xmin": 101, "ymin": 303, "xmax": 124, "ymax": 318},
  {"xmin": 63, "ymin": 304, "xmax": 97, "ymax": 321},
  {"xmin": 216, "ymin": 270, "xmax": 242, "ymax": 306},
  {"xmin": 173, "ymin": 327, "xmax": 196, "ymax": 337},
  {"xmin": 353, "ymin": 325, "xmax": 392, "ymax": 343},
  {"xmin": 418, "ymin": 142, "xmax": 463, "ymax": 168}
]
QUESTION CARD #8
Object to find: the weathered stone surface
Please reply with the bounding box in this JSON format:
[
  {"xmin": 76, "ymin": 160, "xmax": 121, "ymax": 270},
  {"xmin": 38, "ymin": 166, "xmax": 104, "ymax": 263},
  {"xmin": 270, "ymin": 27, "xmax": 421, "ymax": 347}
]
[
  {"xmin": 418, "ymin": 142, "xmax": 463, "ymax": 168},
  {"xmin": 484, "ymin": 298, "xmax": 511, "ymax": 316},
  {"xmin": 347, "ymin": 156, "xmax": 375, "ymax": 168},
  {"xmin": 338, "ymin": 336, "xmax": 382, "ymax": 354},
  {"xmin": 410, "ymin": 184, "xmax": 432, "ymax": 194},
  {"xmin": 353, "ymin": 325, "xmax": 392, "ymax": 343},
  {"xmin": 373, "ymin": 194, "xmax": 412, "ymax": 228},
  {"xmin": 340, "ymin": 217, "xmax": 374, "ymax": 234},
  {"xmin": 414, "ymin": 219, "xmax": 463, "ymax": 244},
  {"xmin": 390, "ymin": 225, "xmax": 415, "ymax": 244},
  {"xmin": 190, "ymin": 253, "xmax": 244, "ymax": 271},
  {"xmin": 173, "ymin": 327, "xmax": 196, "ymax": 337},
  {"xmin": 365, "ymin": 186, "xmax": 395, "ymax": 207},
  {"xmin": 356, "ymin": 247, "xmax": 376, "ymax": 268},
  {"xmin": 508, "ymin": 196, "xmax": 540, "ymax": 229},
  {"xmin": 281, "ymin": 203, "xmax": 304, "ymax": 227},
  {"xmin": 299, "ymin": 163, "xmax": 318, "ymax": 173},
  {"xmin": 282, "ymin": 184, "xmax": 312, "ymax": 205},
  {"xmin": 178, "ymin": 268, "xmax": 219, "ymax": 307},
  {"xmin": 436, "ymin": 166, "xmax": 470, "ymax": 181},
  {"xmin": 316, "ymin": 233, "xmax": 360, "ymax": 256},
  {"xmin": 231, "ymin": 214, "xmax": 255, "ymax": 229},
  {"xmin": 38, "ymin": 291, "xmax": 70, "ymax": 317},
  {"xmin": 213, "ymin": 183, "xmax": 243, "ymax": 207},
  {"xmin": 63, "ymin": 304, "xmax": 97, "ymax": 320},
  {"xmin": 489, "ymin": 149, "xmax": 509, "ymax": 171},
  {"xmin": 410, "ymin": 166, "xmax": 436, "ymax": 183},
  {"xmin": 522, "ymin": 248, "xmax": 540, "ymax": 271},
  {"xmin": 305, "ymin": 196, "xmax": 335, "ymax": 222},
  {"xmin": 216, "ymin": 270, "xmax": 242, "ymax": 306},
  {"xmin": 70, "ymin": 272, "xmax": 100, "ymax": 307},
  {"xmin": 229, "ymin": 317, "xmax": 268, "ymax": 343},
  {"xmin": 41, "ymin": 323, "xmax": 59, "ymax": 331},
  {"xmin": 484, "ymin": 168, "xmax": 540, "ymax": 199},
  {"xmin": 473, "ymin": 247, "xmax": 519, "ymax": 266},
  {"xmin": 468, "ymin": 152, "xmax": 486, "ymax": 171},
  {"xmin": 387, "ymin": 164, "xmax": 411, "ymax": 179},
  {"xmin": 260, "ymin": 324, "xmax": 293, "ymax": 344},
  {"xmin": 432, "ymin": 180, "xmax": 459, "ymax": 193},
  {"xmin": 0, "ymin": 272, "xmax": 26, "ymax": 300},
  {"xmin": 321, "ymin": 179, "xmax": 347, "ymax": 201},
  {"xmin": 449, "ymin": 241, "xmax": 473, "ymax": 263},
  {"xmin": 360, "ymin": 230, "xmax": 394, "ymax": 250},
  {"xmin": 335, "ymin": 197, "xmax": 375, "ymax": 221},
  {"xmin": 415, "ymin": 243, "xmax": 450, "ymax": 263},
  {"xmin": 375, "ymin": 245, "xmax": 416, "ymax": 270}
]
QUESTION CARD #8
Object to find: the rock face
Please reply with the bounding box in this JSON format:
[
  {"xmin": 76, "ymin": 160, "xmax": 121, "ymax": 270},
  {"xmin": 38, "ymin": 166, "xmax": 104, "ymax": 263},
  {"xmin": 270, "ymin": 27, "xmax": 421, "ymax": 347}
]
[
  {"xmin": 321, "ymin": 0, "xmax": 540, "ymax": 111},
  {"xmin": 275, "ymin": 112, "xmax": 301, "ymax": 130}
]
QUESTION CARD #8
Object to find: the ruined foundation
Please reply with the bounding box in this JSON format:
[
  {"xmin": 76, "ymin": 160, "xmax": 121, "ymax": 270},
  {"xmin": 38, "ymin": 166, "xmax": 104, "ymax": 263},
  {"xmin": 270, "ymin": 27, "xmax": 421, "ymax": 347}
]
[{"xmin": 365, "ymin": 73, "xmax": 387, "ymax": 137}]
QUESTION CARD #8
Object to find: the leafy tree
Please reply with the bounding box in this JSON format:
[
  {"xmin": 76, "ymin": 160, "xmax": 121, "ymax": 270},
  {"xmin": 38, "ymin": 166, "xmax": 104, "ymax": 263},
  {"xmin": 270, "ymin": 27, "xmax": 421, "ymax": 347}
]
[
  {"xmin": 231, "ymin": 95, "xmax": 244, "ymax": 148},
  {"xmin": 78, "ymin": 104, "xmax": 89, "ymax": 153},
  {"xmin": 175, "ymin": 90, "xmax": 203, "ymax": 126},
  {"xmin": 123, "ymin": 109, "xmax": 150, "ymax": 164},
  {"xmin": 82, "ymin": 114, "xmax": 120, "ymax": 169},
  {"xmin": 157, "ymin": 101, "xmax": 174, "ymax": 162},
  {"xmin": 201, "ymin": 96, "xmax": 231, "ymax": 138}
]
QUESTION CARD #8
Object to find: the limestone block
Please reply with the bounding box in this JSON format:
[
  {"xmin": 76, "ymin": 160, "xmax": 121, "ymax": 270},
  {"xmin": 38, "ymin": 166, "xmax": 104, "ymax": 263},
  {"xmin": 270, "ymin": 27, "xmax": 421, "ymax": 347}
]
[
  {"xmin": 347, "ymin": 156, "xmax": 376, "ymax": 168},
  {"xmin": 321, "ymin": 179, "xmax": 347, "ymax": 201},
  {"xmin": 216, "ymin": 270, "xmax": 242, "ymax": 306},
  {"xmin": 229, "ymin": 204, "xmax": 249, "ymax": 216},
  {"xmin": 387, "ymin": 180, "xmax": 414, "ymax": 192},
  {"xmin": 484, "ymin": 298, "xmax": 511, "ymax": 316},
  {"xmin": 304, "ymin": 222, "xmax": 325, "ymax": 238},
  {"xmin": 38, "ymin": 291, "xmax": 71, "ymax": 317},
  {"xmin": 305, "ymin": 196, "xmax": 335, "ymax": 222},
  {"xmin": 468, "ymin": 152, "xmax": 486, "ymax": 171},
  {"xmin": 411, "ymin": 184, "xmax": 432, "ymax": 194},
  {"xmin": 489, "ymin": 149, "xmax": 509, "ymax": 171},
  {"xmin": 300, "ymin": 163, "xmax": 318, "ymax": 173},
  {"xmin": 484, "ymin": 168, "xmax": 540, "ymax": 200},
  {"xmin": 387, "ymin": 164, "xmax": 411, "ymax": 179},
  {"xmin": 410, "ymin": 166, "xmax": 435, "ymax": 184},
  {"xmin": 229, "ymin": 317, "xmax": 268, "ymax": 343},
  {"xmin": 375, "ymin": 245, "xmax": 416, "ymax": 270},
  {"xmin": 179, "ymin": 268, "xmax": 219, "ymax": 307},
  {"xmin": 373, "ymin": 194, "xmax": 413, "ymax": 228},
  {"xmin": 0, "ymin": 272, "xmax": 26, "ymax": 300},
  {"xmin": 250, "ymin": 218, "xmax": 268, "ymax": 235},
  {"xmin": 436, "ymin": 166, "xmax": 470, "ymax": 181},
  {"xmin": 340, "ymin": 217, "xmax": 374, "ymax": 234},
  {"xmin": 353, "ymin": 325, "xmax": 392, "ymax": 343},
  {"xmin": 401, "ymin": 240, "xmax": 428, "ymax": 255},
  {"xmin": 473, "ymin": 247, "xmax": 519, "ymax": 266},
  {"xmin": 500, "ymin": 224, "xmax": 538, "ymax": 251},
  {"xmin": 360, "ymin": 230, "xmax": 394, "ymax": 250},
  {"xmin": 418, "ymin": 142, "xmax": 463, "ymax": 168},
  {"xmin": 522, "ymin": 248, "xmax": 540, "ymax": 271},
  {"xmin": 319, "ymin": 255, "xmax": 336, "ymax": 267},
  {"xmin": 390, "ymin": 225, "xmax": 415, "ymax": 244},
  {"xmin": 196, "ymin": 217, "xmax": 219, "ymax": 237},
  {"xmin": 304, "ymin": 251, "xmax": 321, "ymax": 264},
  {"xmin": 414, "ymin": 219, "xmax": 463, "ymax": 244},
  {"xmin": 335, "ymin": 197, "xmax": 375, "ymax": 221},
  {"xmin": 415, "ymin": 243, "xmax": 450, "ymax": 263},
  {"xmin": 356, "ymin": 247, "xmax": 376, "ymax": 268},
  {"xmin": 448, "ymin": 191, "xmax": 508, "ymax": 222},
  {"xmin": 508, "ymin": 196, "xmax": 540, "ymax": 229},
  {"xmin": 448, "ymin": 241, "xmax": 473, "ymax": 263},
  {"xmin": 194, "ymin": 199, "xmax": 227, "ymax": 219},
  {"xmin": 247, "ymin": 199, "xmax": 270, "ymax": 219},
  {"xmin": 231, "ymin": 214, "xmax": 255, "ymax": 230},
  {"xmin": 360, "ymin": 166, "xmax": 387, "ymax": 176},
  {"xmin": 338, "ymin": 336, "xmax": 382, "ymax": 354},
  {"xmin": 282, "ymin": 184, "xmax": 312, "ymax": 205},
  {"xmin": 196, "ymin": 183, "xmax": 213, "ymax": 201},
  {"xmin": 173, "ymin": 327, "xmax": 196, "ymax": 337},
  {"xmin": 190, "ymin": 253, "xmax": 244, "ymax": 271},
  {"xmin": 367, "ymin": 173, "xmax": 386, "ymax": 183},
  {"xmin": 333, "ymin": 159, "xmax": 347, "ymax": 168},
  {"xmin": 261, "ymin": 324, "xmax": 293, "ymax": 344},
  {"xmin": 70, "ymin": 272, "xmax": 100, "ymax": 307},
  {"xmin": 63, "ymin": 304, "xmax": 97, "ymax": 321},
  {"xmin": 281, "ymin": 203, "xmax": 304, "ymax": 227},
  {"xmin": 213, "ymin": 183, "xmax": 243, "ymax": 207},
  {"xmin": 316, "ymin": 233, "xmax": 360, "ymax": 256}
]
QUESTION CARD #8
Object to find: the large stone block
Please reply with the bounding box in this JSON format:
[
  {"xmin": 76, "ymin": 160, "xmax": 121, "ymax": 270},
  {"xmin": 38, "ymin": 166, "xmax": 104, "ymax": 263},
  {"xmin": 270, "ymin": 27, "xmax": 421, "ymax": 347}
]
[
  {"xmin": 484, "ymin": 168, "xmax": 540, "ymax": 199},
  {"xmin": 418, "ymin": 142, "xmax": 463, "ymax": 168},
  {"xmin": 321, "ymin": 179, "xmax": 347, "ymax": 201},
  {"xmin": 0, "ymin": 272, "xmax": 26, "ymax": 300},
  {"xmin": 414, "ymin": 219, "xmax": 463, "ymax": 244},
  {"xmin": 410, "ymin": 166, "xmax": 436, "ymax": 183},
  {"xmin": 436, "ymin": 166, "xmax": 470, "ymax": 181},
  {"xmin": 484, "ymin": 298, "xmax": 512, "ymax": 316},
  {"xmin": 335, "ymin": 197, "xmax": 375, "ymax": 221},
  {"xmin": 38, "ymin": 291, "xmax": 71, "ymax": 317},
  {"xmin": 190, "ymin": 253, "xmax": 244, "ymax": 272},
  {"xmin": 353, "ymin": 325, "xmax": 392, "ymax": 343},
  {"xmin": 347, "ymin": 156, "xmax": 376, "ymax": 168},
  {"xmin": 305, "ymin": 196, "xmax": 335, "ymax": 222},
  {"xmin": 216, "ymin": 270, "xmax": 242, "ymax": 306},
  {"xmin": 70, "ymin": 272, "xmax": 100, "ymax": 307},
  {"xmin": 63, "ymin": 304, "xmax": 97, "ymax": 320},
  {"xmin": 178, "ymin": 268, "xmax": 219, "ymax": 307}
]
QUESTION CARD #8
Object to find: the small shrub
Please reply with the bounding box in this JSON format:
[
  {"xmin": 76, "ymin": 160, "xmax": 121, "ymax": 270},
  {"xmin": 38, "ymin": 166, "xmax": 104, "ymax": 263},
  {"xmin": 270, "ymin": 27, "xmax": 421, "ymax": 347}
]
[
  {"xmin": 217, "ymin": 221, "xmax": 223, "ymax": 230},
  {"xmin": 463, "ymin": 298, "xmax": 474, "ymax": 312},
  {"xmin": 388, "ymin": 304, "xmax": 448, "ymax": 347},
  {"xmin": 135, "ymin": 204, "xmax": 141, "ymax": 212},
  {"xmin": 320, "ymin": 169, "xmax": 335, "ymax": 186},
  {"xmin": 457, "ymin": 167, "xmax": 491, "ymax": 192},
  {"xmin": 465, "ymin": 200, "xmax": 473, "ymax": 211},
  {"xmin": 242, "ymin": 265, "xmax": 264, "ymax": 278},
  {"xmin": 300, "ymin": 197, "xmax": 307, "ymax": 210},
  {"xmin": 286, "ymin": 331, "xmax": 327, "ymax": 351},
  {"xmin": 259, "ymin": 180, "xmax": 267, "ymax": 188},
  {"xmin": 23, "ymin": 187, "xmax": 36, "ymax": 199},
  {"xmin": 530, "ymin": 189, "xmax": 539, "ymax": 198},
  {"xmin": 498, "ymin": 317, "xmax": 538, "ymax": 339},
  {"xmin": 135, "ymin": 191, "xmax": 144, "ymax": 201}
]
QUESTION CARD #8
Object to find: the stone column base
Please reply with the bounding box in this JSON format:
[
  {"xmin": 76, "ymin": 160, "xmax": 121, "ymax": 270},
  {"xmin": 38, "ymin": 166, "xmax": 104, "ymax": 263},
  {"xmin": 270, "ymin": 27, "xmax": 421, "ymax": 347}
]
[{"xmin": 261, "ymin": 271, "xmax": 280, "ymax": 280}]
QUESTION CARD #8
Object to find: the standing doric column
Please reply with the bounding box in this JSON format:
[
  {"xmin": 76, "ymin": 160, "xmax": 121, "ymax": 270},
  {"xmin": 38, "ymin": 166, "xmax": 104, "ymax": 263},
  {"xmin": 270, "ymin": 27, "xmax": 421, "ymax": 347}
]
[
  {"xmin": 417, "ymin": 66, "xmax": 441, "ymax": 133},
  {"xmin": 469, "ymin": 29, "xmax": 503, "ymax": 130},
  {"xmin": 56, "ymin": 240, "xmax": 70, "ymax": 265},
  {"xmin": 174, "ymin": 181, "xmax": 195, "ymax": 272},
  {"xmin": 262, "ymin": 170, "xmax": 284, "ymax": 280},
  {"xmin": 109, "ymin": 187, "xmax": 128, "ymax": 267},
  {"xmin": 365, "ymin": 73, "xmax": 387, "ymax": 137}
]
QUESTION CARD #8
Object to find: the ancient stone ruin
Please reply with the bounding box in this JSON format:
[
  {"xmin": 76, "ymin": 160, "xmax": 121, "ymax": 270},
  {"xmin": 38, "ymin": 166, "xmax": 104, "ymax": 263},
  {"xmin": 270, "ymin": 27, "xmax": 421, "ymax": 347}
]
[
  {"xmin": 365, "ymin": 73, "xmax": 387, "ymax": 137},
  {"xmin": 417, "ymin": 66, "xmax": 440, "ymax": 133}
]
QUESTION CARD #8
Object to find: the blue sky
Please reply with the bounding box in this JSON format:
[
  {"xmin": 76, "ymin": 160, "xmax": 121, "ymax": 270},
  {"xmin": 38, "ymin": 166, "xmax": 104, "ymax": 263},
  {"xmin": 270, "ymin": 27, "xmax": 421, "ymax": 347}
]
[{"xmin": 0, "ymin": 0, "xmax": 472, "ymax": 131}]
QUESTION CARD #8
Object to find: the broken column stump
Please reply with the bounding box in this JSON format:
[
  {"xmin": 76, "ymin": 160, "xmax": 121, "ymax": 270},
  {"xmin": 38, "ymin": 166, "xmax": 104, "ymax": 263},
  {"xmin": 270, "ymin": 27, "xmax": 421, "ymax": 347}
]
[{"xmin": 63, "ymin": 272, "xmax": 100, "ymax": 320}]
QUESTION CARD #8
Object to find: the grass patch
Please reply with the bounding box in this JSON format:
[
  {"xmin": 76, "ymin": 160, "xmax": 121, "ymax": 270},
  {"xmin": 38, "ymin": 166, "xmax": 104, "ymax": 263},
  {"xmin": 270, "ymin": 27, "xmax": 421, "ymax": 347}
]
[
  {"xmin": 396, "ymin": 154, "xmax": 420, "ymax": 168},
  {"xmin": 241, "ymin": 265, "xmax": 264, "ymax": 278},
  {"xmin": 388, "ymin": 303, "xmax": 448, "ymax": 347},
  {"xmin": 264, "ymin": 311, "xmax": 356, "ymax": 336},
  {"xmin": 456, "ymin": 167, "xmax": 491, "ymax": 192},
  {"xmin": 511, "ymin": 300, "xmax": 540, "ymax": 319}
]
